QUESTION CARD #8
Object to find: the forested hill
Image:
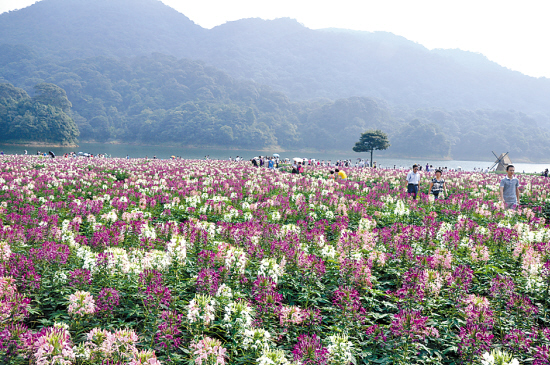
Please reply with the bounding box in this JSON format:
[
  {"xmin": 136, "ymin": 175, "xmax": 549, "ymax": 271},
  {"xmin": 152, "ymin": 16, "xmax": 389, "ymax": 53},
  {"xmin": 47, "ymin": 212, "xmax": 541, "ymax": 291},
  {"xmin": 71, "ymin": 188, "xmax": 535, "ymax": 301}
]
[
  {"xmin": 0, "ymin": 0, "xmax": 204, "ymax": 59},
  {"xmin": 1, "ymin": 50, "xmax": 550, "ymax": 160},
  {"xmin": 0, "ymin": 83, "xmax": 79, "ymax": 146},
  {"xmin": 2, "ymin": 0, "xmax": 550, "ymax": 117}
]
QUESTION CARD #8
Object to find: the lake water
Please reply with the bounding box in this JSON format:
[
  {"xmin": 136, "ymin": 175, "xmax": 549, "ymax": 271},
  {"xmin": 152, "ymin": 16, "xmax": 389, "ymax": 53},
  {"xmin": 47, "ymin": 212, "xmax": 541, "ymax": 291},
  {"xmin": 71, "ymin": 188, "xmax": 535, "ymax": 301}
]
[{"xmin": 1, "ymin": 142, "xmax": 549, "ymax": 174}]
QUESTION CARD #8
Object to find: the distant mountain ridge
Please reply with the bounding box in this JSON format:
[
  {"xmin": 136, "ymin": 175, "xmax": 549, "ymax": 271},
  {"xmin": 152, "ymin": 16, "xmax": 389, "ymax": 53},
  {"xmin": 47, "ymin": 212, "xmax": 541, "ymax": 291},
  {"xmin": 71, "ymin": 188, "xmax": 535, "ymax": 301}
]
[
  {"xmin": 2, "ymin": 0, "xmax": 550, "ymax": 161},
  {"xmin": 1, "ymin": 0, "xmax": 550, "ymax": 116}
]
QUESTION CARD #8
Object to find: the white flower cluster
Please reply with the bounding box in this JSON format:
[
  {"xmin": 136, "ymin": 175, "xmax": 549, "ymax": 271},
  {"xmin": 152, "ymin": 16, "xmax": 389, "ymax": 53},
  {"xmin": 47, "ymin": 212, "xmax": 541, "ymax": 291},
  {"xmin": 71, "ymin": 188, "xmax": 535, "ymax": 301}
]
[
  {"xmin": 393, "ymin": 200, "xmax": 410, "ymax": 216},
  {"xmin": 321, "ymin": 245, "xmax": 337, "ymax": 260},
  {"xmin": 258, "ymin": 258, "xmax": 284, "ymax": 283},
  {"xmin": 187, "ymin": 294, "xmax": 216, "ymax": 325},
  {"xmin": 327, "ymin": 334, "xmax": 354, "ymax": 365},
  {"xmin": 186, "ymin": 195, "xmax": 202, "ymax": 208},
  {"xmin": 257, "ymin": 349, "xmax": 297, "ymax": 365},
  {"xmin": 76, "ymin": 245, "xmax": 175, "ymax": 275},
  {"xmin": 140, "ymin": 223, "xmax": 157, "ymax": 240},
  {"xmin": 436, "ymin": 222, "xmax": 453, "ymax": 241},
  {"xmin": 279, "ymin": 224, "xmax": 300, "ymax": 238},
  {"xmin": 216, "ymin": 284, "xmax": 233, "ymax": 301},
  {"xmin": 357, "ymin": 217, "xmax": 377, "ymax": 232},
  {"xmin": 53, "ymin": 270, "xmax": 68, "ymax": 285},
  {"xmin": 223, "ymin": 301, "xmax": 254, "ymax": 332},
  {"xmin": 0, "ymin": 240, "xmax": 11, "ymax": 261},
  {"xmin": 195, "ymin": 221, "xmax": 217, "ymax": 239},
  {"xmin": 101, "ymin": 209, "xmax": 118, "ymax": 223},
  {"xmin": 241, "ymin": 328, "xmax": 272, "ymax": 352},
  {"xmin": 271, "ymin": 211, "xmax": 281, "ymax": 221},
  {"xmin": 224, "ymin": 247, "xmax": 247, "ymax": 275},
  {"xmin": 481, "ymin": 350, "xmax": 519, "ymax": 365},
  {"xmin": 223, "ymin": 208, "xmax": 240, "ymax": 222},
  {"xmin": 166, "ymin": 235, "xmax": 187, "ymax": 264},
  {"xmin": 60, "ymin": 220, "xmax": 78, "ymax": 248}
]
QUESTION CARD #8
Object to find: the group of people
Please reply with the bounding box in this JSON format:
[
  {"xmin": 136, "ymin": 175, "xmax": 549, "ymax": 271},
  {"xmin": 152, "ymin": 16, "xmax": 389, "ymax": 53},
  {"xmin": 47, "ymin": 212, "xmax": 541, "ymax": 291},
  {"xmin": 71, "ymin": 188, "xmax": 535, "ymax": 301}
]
[
  {"xmin": 252, "ymin": 156, "xmax": 279, "ymax": 169},
  {"xmin": 405, "ymin": 163, "xmax": 520, "ymax": 209},
  {"xmin": 405, "ymin": 164, "xmax": 448, "ymax": 200}
]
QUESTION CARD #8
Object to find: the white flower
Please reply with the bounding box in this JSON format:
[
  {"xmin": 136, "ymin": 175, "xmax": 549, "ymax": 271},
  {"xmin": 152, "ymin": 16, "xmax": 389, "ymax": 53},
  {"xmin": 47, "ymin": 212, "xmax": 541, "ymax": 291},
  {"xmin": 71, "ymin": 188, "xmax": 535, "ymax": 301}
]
[
  {"xmin": 166, "ymin": 235, "xmax": 187, "ymax": 264},
  {"xmin": 223, "ymin": 301, "xmax": 254, "ymax": 332},
  {"xmin": 216, "ymin": 284, "xmax": 233, "ymax": 300},
  {"xmin": 242, "ymin": 328, "xmax": 271, "ymax": 352},
  {"xmin": 257, "ymin": 349, "xmax": 293, "ymax": 365},
  {"xmin": 258, "ymin": 258, "xmax": 284, "ymax": 283},
  {"xmin": 327, "ymin": 333, "xmax": 353, "ymax": 365}
]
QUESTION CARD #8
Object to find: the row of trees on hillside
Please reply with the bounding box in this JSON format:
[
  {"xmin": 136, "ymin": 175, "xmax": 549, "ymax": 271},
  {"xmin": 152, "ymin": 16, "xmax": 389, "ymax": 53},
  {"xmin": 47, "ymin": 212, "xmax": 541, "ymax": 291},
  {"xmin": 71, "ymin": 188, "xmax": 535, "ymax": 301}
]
[
  {"xmin": 0, "ymin": 83, "xmax": 79, "ymax": 145},
  {"xmin": 1, "ymin": 48, "xmax": 550, "ymax": 160}
]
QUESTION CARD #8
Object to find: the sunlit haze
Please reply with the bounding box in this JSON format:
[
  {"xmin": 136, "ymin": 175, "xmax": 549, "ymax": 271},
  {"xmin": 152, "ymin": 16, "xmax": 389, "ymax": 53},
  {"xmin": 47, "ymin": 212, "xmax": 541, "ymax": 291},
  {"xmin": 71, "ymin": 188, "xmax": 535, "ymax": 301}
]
[{"xmin": 2, "ymin": 0, "xmax": 550, "ymax": 78}]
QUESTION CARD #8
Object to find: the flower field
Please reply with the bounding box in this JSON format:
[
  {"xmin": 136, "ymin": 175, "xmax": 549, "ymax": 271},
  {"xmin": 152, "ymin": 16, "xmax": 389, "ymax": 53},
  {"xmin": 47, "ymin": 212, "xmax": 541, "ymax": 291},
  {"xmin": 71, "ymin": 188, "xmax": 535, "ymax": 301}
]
[{"xmin": 2, "ymin": 156, "xmax": 550, "ymax": 365}]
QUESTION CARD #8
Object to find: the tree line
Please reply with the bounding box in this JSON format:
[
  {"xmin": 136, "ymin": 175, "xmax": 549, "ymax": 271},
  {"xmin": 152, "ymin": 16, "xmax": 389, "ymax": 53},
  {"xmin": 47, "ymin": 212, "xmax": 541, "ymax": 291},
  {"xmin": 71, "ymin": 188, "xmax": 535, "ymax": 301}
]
[
  {"xmin": 1, "ymin": 47, "xmax": 550, "ymax": 160},
  {"xmin": 0, "ymin": 82, "xmax": 79, "ymax": 145}
]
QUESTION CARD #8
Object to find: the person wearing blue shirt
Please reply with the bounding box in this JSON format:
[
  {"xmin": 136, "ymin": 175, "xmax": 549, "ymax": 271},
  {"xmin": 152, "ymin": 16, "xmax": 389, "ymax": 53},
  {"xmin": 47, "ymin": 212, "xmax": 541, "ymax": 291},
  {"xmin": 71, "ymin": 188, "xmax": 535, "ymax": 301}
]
[{"xmin": 499, "ymin": 165, "xmax": 520, "ymax": 209}]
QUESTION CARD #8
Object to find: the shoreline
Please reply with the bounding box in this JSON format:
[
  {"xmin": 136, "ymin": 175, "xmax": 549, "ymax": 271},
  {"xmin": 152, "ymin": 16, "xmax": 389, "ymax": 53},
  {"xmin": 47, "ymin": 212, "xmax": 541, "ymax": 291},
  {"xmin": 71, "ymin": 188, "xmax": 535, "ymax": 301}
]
[
  {"xmin": 0, "ymin": 142, "xmax": 78, "ymax": 148},
  {"xmin": 2, "ymin": 141, "xmax": 550, "ymax": 164}
]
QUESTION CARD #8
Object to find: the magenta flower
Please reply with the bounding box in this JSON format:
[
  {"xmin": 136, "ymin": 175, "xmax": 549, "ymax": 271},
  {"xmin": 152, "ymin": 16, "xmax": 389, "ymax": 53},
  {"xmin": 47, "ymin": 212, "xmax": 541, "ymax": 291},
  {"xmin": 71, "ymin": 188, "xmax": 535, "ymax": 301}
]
[
  {"xmin": 332, "ymin": 286, "xmax": 366, "ymax": 323},
  {"xmin": 292, "ymin": 333, "xmax": 329, "ymax": 365},
  {"xmin": 96, "ymin": 288, "xmax": 120, "ymax": 313},
  {"xmin": 155, "ymin": 310, "xmax": 183, "ymax": 350},
  {"xmin": 196, "ymin": 268, "xmax": 220, "ymax": 296},
  {"xmin": 69, "ymin": 269, "xmax": 92, "ymax": 288},
  {"xmin": 490, "ymin": 275, "xmax": 515, "ymax": 299},
  {"xmin": 389, "ymin": 310, "xmax": 438, "ymax": 342}
]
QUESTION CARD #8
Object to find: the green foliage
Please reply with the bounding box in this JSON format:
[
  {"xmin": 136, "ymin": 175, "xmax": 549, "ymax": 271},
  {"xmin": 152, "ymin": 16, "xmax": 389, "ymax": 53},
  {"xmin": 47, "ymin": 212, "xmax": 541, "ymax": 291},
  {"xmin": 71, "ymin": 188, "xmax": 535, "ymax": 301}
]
[
  {"xmin": 353, "ymin": 129, "xmax": 390, "ymax": 153},
  {"xmin": 0, "ymin": 82, "xmax": 79, "ymax": 145}
]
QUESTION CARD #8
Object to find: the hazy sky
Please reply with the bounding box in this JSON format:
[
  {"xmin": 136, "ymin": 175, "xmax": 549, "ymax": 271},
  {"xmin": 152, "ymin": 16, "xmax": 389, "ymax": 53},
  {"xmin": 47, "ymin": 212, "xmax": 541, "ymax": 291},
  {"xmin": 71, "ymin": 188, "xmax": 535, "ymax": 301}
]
[{"xmin": 2, "ymin": 0, "xmax": 549, "ymax": 78}]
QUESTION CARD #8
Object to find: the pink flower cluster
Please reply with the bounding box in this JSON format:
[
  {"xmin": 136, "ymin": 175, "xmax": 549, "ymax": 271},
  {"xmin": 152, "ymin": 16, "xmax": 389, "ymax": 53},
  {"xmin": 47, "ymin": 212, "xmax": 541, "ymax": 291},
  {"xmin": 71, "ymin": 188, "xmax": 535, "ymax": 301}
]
[
  {"xmin": 0, "ymin": 276, "xmax": 30, "ymax": 323},
  {"xmin": 27, "ymin": 326, "xmax": 75, "ymax": 365},
  {"xmin": 68, "ymin": 290, "xmax": 96, "ymax": 317},
  {"xmin": 190, "ymin": 336, "xmax": 227, "ymax": 365}
]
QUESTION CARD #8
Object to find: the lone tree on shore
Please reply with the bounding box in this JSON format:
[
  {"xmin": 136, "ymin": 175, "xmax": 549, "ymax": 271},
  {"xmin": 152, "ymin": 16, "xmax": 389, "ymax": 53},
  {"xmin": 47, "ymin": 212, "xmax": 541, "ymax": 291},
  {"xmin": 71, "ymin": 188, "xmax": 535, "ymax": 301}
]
[{"xmin": 353, "ymin": 129, "xmax": 390, "ymax": 164}]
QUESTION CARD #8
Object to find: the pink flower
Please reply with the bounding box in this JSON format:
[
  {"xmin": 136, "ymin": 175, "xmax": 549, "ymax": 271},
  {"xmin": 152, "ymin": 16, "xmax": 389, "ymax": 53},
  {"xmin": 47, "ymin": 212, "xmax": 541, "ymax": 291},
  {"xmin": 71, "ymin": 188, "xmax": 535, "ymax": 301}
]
[
  {"xmin": 68, "ymin": 290, "xmax": 96, "ymax": 317},
  {"xmin": 190, "ymin": 336, "xmax": 227, "ymax": 365},
  {"xmin": 28, "ymin": 326, "xmax": 75, "ymax": 365}
]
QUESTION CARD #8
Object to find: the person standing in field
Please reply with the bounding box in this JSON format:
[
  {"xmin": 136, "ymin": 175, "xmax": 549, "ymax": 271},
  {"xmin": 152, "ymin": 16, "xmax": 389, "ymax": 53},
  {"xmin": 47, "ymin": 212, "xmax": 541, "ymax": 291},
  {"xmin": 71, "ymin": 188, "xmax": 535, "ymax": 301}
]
[
  {"xmin": 499, "ymin": 165, "xmax": 520, "ymax": 209},
  {"xmin": 428, "ymin": 169, "xmax": 447, "ymax": 200},
  {"xmin": 405, "ymin": 164, "xmax": 421, "ymax": 200}
]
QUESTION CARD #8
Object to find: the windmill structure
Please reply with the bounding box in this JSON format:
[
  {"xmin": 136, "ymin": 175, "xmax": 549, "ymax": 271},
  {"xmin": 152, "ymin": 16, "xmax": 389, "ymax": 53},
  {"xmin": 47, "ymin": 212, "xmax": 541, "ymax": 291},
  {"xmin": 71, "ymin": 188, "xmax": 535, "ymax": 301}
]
[{"xmin": 490, "ymin": 151, "xmax": 511, "ymax": 171}]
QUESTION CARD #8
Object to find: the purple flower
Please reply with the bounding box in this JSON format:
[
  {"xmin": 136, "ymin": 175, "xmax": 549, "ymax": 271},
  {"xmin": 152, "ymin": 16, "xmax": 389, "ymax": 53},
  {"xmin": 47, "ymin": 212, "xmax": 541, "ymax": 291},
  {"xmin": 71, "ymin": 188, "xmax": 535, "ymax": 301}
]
[
  {"xmin": 0, "ymin": 253, "xmax": 41, "ymax": 291},
  {"xmin": 448, "ymin": 265, "xmax": 473, "ymax": 294},
  {"xmin": 155, "ymin": 310, "xmax": 183, "ymax": 350},
  {"xmin": 506, "ymin": 295, "xmax": 539, "ymax": 316},
  {"xmin": 365, "ymin": 324, "xmax": 387, "ymax": 342},
  {"xmin": 534, "ymin": 345, "xmax": 550, "ymax": 365},
  {"xmin": 69, "ymin": 269, "xmax": 92, "ymax": 288},
  {"xmin": 96, "ymin": 288, "xmax": 120, "ymax": 313},
  {"xmin": 332, "ymin": 286, "xmax": 366, "ymax": 323},
  {"xmin": 196, "ymin": 268, "xmax": 220, "ymax": 296},
  {"xmin": 29, "ymin": 241, "xmax": 70, "ymax": 265},
  {"xmin": 292, "ymin": 334, "xmax": 329, "ymax": 365},
  {"xmin": 389, "ymin": 310, "xmax": 438, "ymax": 342},
  {"xmin": 144, "ymin": 284, "xmax": 172, "ymax": 309},
  {"xmin": 503, "ymin": 329, "xmax": 533, "ymax": 353},
  {"xmin": 139, "ymin": 269, "xmax": 163, "ymax": 287},
  {"xmin": 458, "ymin": 324, "xmax": 493, "ymax": 358},
  {"xmin": 490, "ymin": 275, "xmax": 515, "ymax": 299}
]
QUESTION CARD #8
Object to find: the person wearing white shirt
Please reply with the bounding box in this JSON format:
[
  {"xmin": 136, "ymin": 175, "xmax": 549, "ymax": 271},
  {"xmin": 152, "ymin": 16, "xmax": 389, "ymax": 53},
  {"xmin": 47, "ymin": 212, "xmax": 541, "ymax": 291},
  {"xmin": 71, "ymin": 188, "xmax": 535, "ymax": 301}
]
[{"xmin": 405, "ymin": 164, "xmax": 421, "ymax": 200}]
